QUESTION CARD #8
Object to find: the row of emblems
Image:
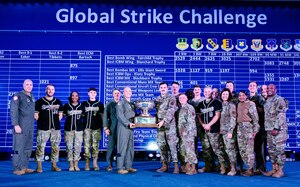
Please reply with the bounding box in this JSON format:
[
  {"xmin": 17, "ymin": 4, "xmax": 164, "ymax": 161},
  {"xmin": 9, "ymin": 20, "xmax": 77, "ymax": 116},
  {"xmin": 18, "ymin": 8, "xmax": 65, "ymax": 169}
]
[{"xmin": 176, "ymin": 38, "xmax": 300, "ymax": 52}]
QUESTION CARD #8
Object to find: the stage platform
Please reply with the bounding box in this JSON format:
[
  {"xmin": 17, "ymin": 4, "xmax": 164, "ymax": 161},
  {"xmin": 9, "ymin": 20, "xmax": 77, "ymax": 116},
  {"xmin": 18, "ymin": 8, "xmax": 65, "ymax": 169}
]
[{"xmin": 1, "ymin": 160, "xmax": 300, "ymax": 187}]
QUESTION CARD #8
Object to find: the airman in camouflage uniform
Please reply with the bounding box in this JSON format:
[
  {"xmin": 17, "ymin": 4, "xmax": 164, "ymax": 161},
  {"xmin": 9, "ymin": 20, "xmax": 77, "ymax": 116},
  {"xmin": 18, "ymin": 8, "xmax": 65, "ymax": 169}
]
[
  {"xmin": 236, "ymin": 90, "xmax": 259, "ymax": 176},
  {"xmin": 262, "ymin": 84, "xmax": 288, "ymax": 178},
  {"xmin": 155, "ymin": 82, "xmax": 179, "ymax": 174},
  {"xmin": 178, "ymin": 94, "xmax": 198, "ymax": 175},
  {"xmin": 220, "ymin": 88, "xmax": 237, "ymax": 176},
  {"xmin": 63, "ymin": 91, "xmax": 84, "ymax": 171},
  {"xmin": 197, "ymin": 86, "xmax": 226, "ymax": 175},
  {"xmin": 81, "ymin": 87, "xmax": 104, "ymax": 171},
  {"xmin": 35, "ymin": 84, "xmax": 63, "ymax": 173},
  {"xmin": 189, "ymin": 85, "xmax": 216, "ymax": 173}
]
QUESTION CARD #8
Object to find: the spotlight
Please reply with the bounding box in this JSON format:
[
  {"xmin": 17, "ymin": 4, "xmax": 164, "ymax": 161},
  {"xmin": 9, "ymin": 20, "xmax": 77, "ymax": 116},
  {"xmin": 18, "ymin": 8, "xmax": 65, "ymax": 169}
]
[
  {"xmin": 155, "ymin": 153, "xmax": 161, "ymax": 158},
  {"xmin": 44, "ymin": 155, "xmax": 50, "ymax": 161},
  {"xmin": 146, "ymin": 142, "xmax": 158, "ymax": 151},
  {"xmin": 148, "ymin": 153, "xmax": 154, "ymax": 158}
]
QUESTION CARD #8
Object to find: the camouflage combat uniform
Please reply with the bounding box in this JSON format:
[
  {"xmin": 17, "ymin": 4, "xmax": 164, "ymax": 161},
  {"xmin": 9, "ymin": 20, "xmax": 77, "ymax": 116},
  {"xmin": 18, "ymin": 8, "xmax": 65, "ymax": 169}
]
[
  {"xmin": 82, "ymin": 100, "xmax": 104, "ymax": 159},
  {"xmin": 155, "ymin": 93, "xmax": 178, "ymax": 163},
  {"xmin": 63, "ymin": 102, "xmax": 84, "ymax": 162},
  {"xmin": 264, "ymin": 95, "xmax": 288, "ymax": 166},
  {"xmin": 178, "ymin": 103, "xmax": 198, "ymax": 164},
  {"xmin": 237, "ymin": 100, "xmax": 260, "ymax": 169},
  {"xmin": 197, "ymin": 99, "xmax": 225, "ymax": 164},
  {"xmin": 220, "ymin": 101, "xmax": 237, "ymax": 164},
  {"xmin": 35, "ymin": 97, "xmax": 63, "ymax": 162}
]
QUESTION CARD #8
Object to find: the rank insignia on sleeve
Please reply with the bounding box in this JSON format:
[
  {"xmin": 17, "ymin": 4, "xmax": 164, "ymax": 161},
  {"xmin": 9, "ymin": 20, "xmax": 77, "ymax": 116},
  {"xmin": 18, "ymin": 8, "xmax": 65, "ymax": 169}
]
[{"xmin": 13, "ymin": 96, "xmax": 18, "ymax": 101}]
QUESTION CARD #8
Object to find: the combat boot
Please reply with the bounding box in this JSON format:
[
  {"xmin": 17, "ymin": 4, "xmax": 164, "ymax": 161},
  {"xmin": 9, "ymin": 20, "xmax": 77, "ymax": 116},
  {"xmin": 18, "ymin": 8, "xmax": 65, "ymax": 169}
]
[
  {"xmin": 74, "ymin": 160, "xmax": 80, "ymax": 171},
  {"xmin": 220, "ymin": 162, "xmax": 226, "ymax": 175},
  {"xmin": 272, "ymin": 165, "xmax": 284, "ymax": 178},
  {"xmin": 156, "ymin": 162, "xmax": 168, "ymax": 173},
  {"xmin": 51, "ymin": 162, "xmax": 61, "ymax": 172},
  {"xmin": 227, "ymin": 163, "xmax": 237, "ymax": 176},
  {"xmin": 262, "ymin": 163, "xmax": 277, "ymax": 176},
  {"xmin": 85, "ymin": 159, "xmax": 90, "ymax": 171},
  {"xmin": 241, "ymin": 168, "xmax": 254, "ymax": 177},
  {"xmin": 36, "ymin": 161, "xmax": 43, "ymax": 173},
  {"xmin": 180, "ymin": 163, "xmax": 187, "ymax": 173},
  {"xmin": 69, "ymin": 161, "xmax": 74, "ymax": 171},
  {"xmin": 173, "ymin": 162, "xmax": 179, "ymax": 174},
  {"xmin": 186, "ymin": 164, "xmax": 197, "ymax": 175},
  {"xmin": 93, "ymin": 157, "xmax": 99, "ymax": 171}
]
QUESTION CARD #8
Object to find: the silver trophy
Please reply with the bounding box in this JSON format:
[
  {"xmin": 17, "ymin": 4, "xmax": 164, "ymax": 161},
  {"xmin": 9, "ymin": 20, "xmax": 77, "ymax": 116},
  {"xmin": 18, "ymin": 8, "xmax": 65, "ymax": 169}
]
[{"xmin": 134, "ymin": 100, "xmax": 157, "ymax": 128}]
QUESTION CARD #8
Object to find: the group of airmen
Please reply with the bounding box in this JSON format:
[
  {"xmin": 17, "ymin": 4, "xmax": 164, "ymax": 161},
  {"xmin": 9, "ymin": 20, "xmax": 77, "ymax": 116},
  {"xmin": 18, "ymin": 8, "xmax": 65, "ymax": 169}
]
[{"xmin": 10, "ymin": 79, "xmax": 288, "ymax": 178}]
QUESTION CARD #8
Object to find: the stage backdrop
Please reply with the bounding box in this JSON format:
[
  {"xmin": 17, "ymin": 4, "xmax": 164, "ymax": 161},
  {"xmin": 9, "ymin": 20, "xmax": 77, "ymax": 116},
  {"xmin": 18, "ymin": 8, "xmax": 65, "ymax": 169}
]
[{"xmin": 0, "ymin": 3, "xmax": 299, "ymax": 152}]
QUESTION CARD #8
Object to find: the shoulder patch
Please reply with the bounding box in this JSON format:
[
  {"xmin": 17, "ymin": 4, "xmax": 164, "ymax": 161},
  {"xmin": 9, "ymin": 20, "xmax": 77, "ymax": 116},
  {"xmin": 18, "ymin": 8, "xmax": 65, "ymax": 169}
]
[{"xmin": 13, "ymin": 96, "xmax": 18, "ymax": 101}]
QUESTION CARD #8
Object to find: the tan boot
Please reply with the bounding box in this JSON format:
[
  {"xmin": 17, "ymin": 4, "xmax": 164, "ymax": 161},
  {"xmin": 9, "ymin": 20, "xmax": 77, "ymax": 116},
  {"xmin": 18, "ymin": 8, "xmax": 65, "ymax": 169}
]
[
  {"xmin": 220, "ymin": 163, "xmax": 226, "ymax": 175},
  {"xmin": 186, "ymin": 164, "xmax": 197, "ymax": 175},
  {"xmin": 272, "ymin": 165, "xmax": 284, "ymax": 178},
  {"xmin": 93, "ymin": 157, "xmax": 99, "ymax": 171},
  {"xmin": 241, "ymin": 168, "xmax": 254, "ymax": 177},
  {"xmin": 181, "ymin": 163, "xmax": 187, "ymax": 173},
  {"xmin": 156, "ymin": 162, "xmax": 168, "ymax": 173},
  {"xmin": 85, "ymin": 159, "xmax": 90, "ymax": 171},
  {"xmin": 227, "ymin": 163, "xmax": 237, "ymax": 176},
  {"xmin": 74, "ymin": 160, "xmax": 80, "ymax": 171},
  {"xmin": 36, "ymin": 161, "xmax": 43, "ymax": 173},
  {"xmin": 51, "ymin": 162, "xmax": 61, "ymax": 172},
  {"xmin": 173, "ymin": 162, "xmax": 179, "ymax": 174},
  {"xmin": 69, "ymin": 161, "xmax": 74, "ymax": 171},
  {"xmin": 262, "ymin": 163, "xmax": 277, "ymax": 176}
]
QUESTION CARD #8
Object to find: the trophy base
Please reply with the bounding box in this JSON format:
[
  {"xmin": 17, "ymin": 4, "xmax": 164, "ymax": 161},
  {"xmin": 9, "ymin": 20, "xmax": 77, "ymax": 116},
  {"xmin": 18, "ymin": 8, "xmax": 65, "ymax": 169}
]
[{"xmin": 134, "ymin": 116, "xmax": 157, "ymax": 128}]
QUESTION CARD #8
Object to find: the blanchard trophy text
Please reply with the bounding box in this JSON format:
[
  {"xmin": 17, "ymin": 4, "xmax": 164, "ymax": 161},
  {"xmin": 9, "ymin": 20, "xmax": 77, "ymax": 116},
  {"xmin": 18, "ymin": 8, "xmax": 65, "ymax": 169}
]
[{"xmin": 134, "ymin": 100, "xmax": 157, "ymax": 128}]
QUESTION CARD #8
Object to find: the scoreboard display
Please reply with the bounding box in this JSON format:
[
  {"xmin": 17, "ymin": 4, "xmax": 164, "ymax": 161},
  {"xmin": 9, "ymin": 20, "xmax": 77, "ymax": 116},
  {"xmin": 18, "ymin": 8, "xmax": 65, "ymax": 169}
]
[{"xmin": 0, "ymin": 3, "xmax": 299, "ymax": 152}]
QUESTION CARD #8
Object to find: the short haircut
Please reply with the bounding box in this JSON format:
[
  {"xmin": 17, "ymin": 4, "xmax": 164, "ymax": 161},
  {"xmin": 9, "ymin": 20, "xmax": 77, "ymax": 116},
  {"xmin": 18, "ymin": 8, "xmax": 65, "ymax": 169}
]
[
  {"xmin": 193, "ymin": 85, "xmax": 201, "ymax": 89},
  {"xmin": 88, "ymin": 87, "xmax": 97, "ymax": 92},
  {"xmin": 159, "ymin": 82, "xmax": 168, "ymax": 87},
  {"xmin": 172, "ymin": 81, "xmax": 180, "ymax": 86},
  {"xmin": 226, "ymin": 80, "xmax": 235, "ymax": 85}
]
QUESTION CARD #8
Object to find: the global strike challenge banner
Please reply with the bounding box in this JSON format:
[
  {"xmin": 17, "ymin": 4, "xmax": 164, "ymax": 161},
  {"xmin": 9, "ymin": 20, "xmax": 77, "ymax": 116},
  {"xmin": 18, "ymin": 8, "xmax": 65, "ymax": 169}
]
[{"xmin": 0, "ymin": 3, "xmax": 299, "ymax": 153}]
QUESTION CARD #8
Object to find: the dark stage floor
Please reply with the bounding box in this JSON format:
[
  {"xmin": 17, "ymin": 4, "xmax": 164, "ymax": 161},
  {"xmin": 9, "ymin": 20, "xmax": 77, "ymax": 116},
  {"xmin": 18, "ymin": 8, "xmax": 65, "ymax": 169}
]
[{"xmin": 1, "ymin": 160, "xmax": 300, "ymax": 187}]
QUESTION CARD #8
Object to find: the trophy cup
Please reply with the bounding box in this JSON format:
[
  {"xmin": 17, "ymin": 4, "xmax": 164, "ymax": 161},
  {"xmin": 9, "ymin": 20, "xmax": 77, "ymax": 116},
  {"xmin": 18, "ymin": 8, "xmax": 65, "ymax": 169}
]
[{"xmin": 134, "ymin": 100, "xmax": 157, "ymax": 128}]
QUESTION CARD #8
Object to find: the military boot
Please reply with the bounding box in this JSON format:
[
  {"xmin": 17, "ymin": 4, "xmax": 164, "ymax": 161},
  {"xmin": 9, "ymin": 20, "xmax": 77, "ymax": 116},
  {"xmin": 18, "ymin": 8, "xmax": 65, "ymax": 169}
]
[
  {"xmin": 74, "ymin": 160, "xmax": 80, "ymax": 171},
  {"xmin": 272, "ymin": 165, "xmax": 284, "ymax": 178},
  {"xmin": 156, "ymin": 162, "xmax": 168, "ymax": 173},
  {"xmin": 220, "ymin": 162, "xmax": 226, "ymax": 175},
  {"xmin": 36, "ymin": 161, "xmax": 43, "ymax": 173},
  {"xmin": 93, "ymin": 157, "xmax": 99, "ymax": 171},
  {"xmin": 186, "ymin": 164, "xmax": 197, "ymax": 175},
  {"xmin": 262, "ymin": 163, "xmax": 277, "ymax": 176},
  {"xmin": 69, "ymin": 161, "xmax": 74, "ymax": 171},
  {"xmin": 241, "ymin": 168, "xmax": 254, "ymax": 176},
  {"xmin": 51, "ymin": 162, "xmax": 61, "ymax": 172},
  {"xmin": 227, "ymin": 163, "xmax": 237, "ymax": 176},
  {"xmin": 85, "ymin": 159, "xmax": 90, "ymax": 171},
  {"xmin": 173, "ymin": 162, "xmax": 179, "ymax": 174}
]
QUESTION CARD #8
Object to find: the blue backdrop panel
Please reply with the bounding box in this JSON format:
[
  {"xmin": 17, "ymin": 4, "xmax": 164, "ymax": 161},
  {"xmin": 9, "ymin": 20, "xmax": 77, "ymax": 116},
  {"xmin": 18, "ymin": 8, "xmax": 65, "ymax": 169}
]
[{"xmin": 0, "ymin": 3, "xmax": 299, "ymax": 152}]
